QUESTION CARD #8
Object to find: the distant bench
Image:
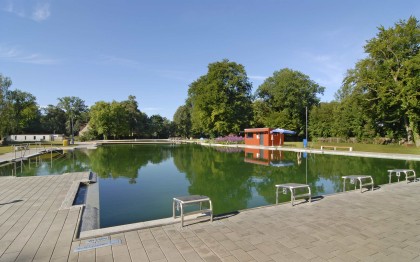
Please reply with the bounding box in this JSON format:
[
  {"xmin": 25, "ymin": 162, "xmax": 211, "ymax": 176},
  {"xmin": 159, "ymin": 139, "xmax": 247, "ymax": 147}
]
[{"xmin": 321, "ymin": 145, "xmax": 353, "ymax": 151}]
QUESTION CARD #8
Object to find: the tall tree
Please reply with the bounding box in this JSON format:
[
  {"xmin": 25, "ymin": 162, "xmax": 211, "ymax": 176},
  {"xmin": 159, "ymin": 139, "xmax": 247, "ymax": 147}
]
[
  {"xmin": 148, "ymin": 114, "xmax": 172, "ymax": 138},
  {"xmin": 57, "ymin": 96, "xmax": 88, "ymax": 143},
  {"xmin": 0, "ymin": 74, "xmax": 12, "ymax": 139},
  {"xmin": 109, "ymin": 101, "xmax": 130, "ymax": 138},
  {"xmin": 251, "ymin": 100, "xmax": 271, "ymax": 128},
  {"xmin": 89, "ymin": 101, "xmax": 112, "ymax": 140},
  {"xmin": 342, "ymin": 16, "xmax": 420, "ymax": 145},
  {"xmin": 309, "ymin": 102, "xmax": 338, "ymax": 138},
  {"xmin": 41, "ymin": 105, "xmax": 67, "ymax": 134},
  {"xmin": 89, "ymin": 100, "xmax": 131, "ymax": 139},
  {"xmin": 173, "ymin": 103, "xmax": 191, "ymax": 138},
  {"xmin": 188, "ymin": 59, "xmax": 253, "ymax": 137},
  {"xmin": 256, "ymin": 68, "xmax": 325, "ymax": 136},
  {"xmin": 120, "ymin": 95, "xmax": 147, "ymax": 137},
  {"xmin": 7, "ymin": 90, "xmax": 40, "ymax": 134}
]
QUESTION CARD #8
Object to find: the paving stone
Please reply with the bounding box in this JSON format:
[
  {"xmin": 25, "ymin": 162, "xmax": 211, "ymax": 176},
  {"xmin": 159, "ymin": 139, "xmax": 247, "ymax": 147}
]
[
  {"xmin": 0, "ymin": 251, "xmax": 19, "ymax": 262},
  {"xmin": 96, "ymin": 254, "xmax": 115, "ymax": 262},
  {"xmin": 207, "ymin": 243, "xmax": 230, "ymax": 258},
  {"xmin": 129, "ymin": 247, "xmax": 149, "ymax": 261},
  {"xmin": 247, "ymin": 249, "xmax": 273, "ymax": 262},
  {"xmin": 77, "ymin": 249, "xmax": 95, "ymax": 262},
  {"xmin": 179, "ymin": 250, "xmax": 203, "ymax": 261},
  {"xmin": 230, "ymin": 249, "xmax": 254, "ymax": 261}
]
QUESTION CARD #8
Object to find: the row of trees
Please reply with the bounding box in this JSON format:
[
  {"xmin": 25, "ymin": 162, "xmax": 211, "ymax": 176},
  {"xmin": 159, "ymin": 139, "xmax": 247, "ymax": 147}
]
[
  {"xmin": 173, "ymin": 61, "xmax": 324, "ymax": 139},
  {"xmin": 1, "ymin": 17, "xmax": 418, "ymax": 146},
  {"xmin": 0, "ymin": 76, "xmax": 173, "ymax": 141},
  {"xmin": 309, "ymin": 16, "xmax": 420, "ymax": 146},
  {"xmin": 88, "ymin": 96, "xmax": 173, "ymax": 139},
  {"xmin": 173, "ymin": 16, "xmax": 419, "ymax": 146}
]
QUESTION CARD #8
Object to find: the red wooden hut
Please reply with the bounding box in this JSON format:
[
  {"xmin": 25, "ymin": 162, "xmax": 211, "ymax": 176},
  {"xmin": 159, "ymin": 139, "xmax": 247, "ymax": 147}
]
[{"xmin": 244, "ymin": 128, "xmax": 285, "ymax": 146}]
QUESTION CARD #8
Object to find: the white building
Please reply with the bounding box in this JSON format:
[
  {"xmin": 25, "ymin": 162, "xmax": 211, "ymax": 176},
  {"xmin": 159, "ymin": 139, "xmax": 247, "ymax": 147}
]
[{"xmin": 6, "ymin": 134, "xmax": 65, "ymax": 142}]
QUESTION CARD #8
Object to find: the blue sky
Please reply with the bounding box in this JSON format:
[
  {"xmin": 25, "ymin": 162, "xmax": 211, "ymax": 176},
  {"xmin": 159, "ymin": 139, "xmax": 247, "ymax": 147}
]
[{"xmin": 1, "ymin": 1, "xmax": 419, "ymax": 120}]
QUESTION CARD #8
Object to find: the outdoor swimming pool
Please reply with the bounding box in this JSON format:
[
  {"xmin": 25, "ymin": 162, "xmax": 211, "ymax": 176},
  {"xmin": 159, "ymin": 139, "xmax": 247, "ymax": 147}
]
[{"xmin": 3, "ymin": 144, "xmax": 419, "ymax": 228}]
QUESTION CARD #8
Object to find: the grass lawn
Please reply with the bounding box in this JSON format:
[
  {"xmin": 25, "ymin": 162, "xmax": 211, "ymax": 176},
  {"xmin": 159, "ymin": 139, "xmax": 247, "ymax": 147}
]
[
  {"xmin": 285, "ymin": 141, "xmax": 420, "ymax": 155},
  {"xmin": 0, "ymin": 141, "xmax": 65, "ymax": 155},
  {"xmin": 0, "ymin": 146, "xmax": 12, "ymax": 155}
]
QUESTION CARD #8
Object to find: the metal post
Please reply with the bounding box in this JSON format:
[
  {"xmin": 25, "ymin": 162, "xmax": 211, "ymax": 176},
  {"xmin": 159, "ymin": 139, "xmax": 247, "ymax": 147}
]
[
  {"xmin": 71, "ymin": 116, "xmax": 74, "ymax": 145},
  {"xmin": 291, "ymin": 188, "xmax": 295, "ymax": 206},
  {"xmin": 173, "ymin": 200, "xmax": 176, "ymax": 218},
  {"xmin": 305, "ymin": 106, "xmax": 308, "ymax": 145},
  {"xmin": 305, "ymin": 154, "xmax": 308, "ymax": 184},
  {"xmin": 343, "ymin": 179, "xmax": 346, "ymax": 192},
  {"xmin": 209, "ymin": 199, "xmax": 213, "ymax": 222}
]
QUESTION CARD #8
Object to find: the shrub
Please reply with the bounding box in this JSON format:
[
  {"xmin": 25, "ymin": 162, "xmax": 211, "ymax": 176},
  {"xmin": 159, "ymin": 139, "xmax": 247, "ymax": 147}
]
[{"xmin": 214, "ymin": 135, "xmax": 244, "ymax": 144}]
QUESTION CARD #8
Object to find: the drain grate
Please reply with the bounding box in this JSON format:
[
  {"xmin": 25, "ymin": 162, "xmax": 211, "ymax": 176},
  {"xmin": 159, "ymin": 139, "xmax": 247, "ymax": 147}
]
[{"xmin": 74, "ymin": 236, "xmax": 122, "ymax": 252}]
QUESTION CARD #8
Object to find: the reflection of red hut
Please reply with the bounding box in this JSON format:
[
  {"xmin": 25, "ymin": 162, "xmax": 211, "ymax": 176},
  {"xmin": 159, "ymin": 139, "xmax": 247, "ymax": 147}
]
[
  {"xmin": 244, "ymin": 128, "xmax": 285, "ymax": 146},
  {"xmin": 244, "ymin": 148, "xmax": 285, "ymax": 166}
]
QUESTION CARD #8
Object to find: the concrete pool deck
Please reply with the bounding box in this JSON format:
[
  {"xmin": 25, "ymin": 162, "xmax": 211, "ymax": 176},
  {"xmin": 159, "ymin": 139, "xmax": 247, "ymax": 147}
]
[{"xmin": 1, "ymin": 173, "xmax": 420, "ymax": 261}]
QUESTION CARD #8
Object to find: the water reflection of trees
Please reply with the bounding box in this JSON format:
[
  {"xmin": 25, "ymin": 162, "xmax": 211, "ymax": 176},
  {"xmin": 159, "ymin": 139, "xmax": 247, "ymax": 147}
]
[
  {"xmin": 172, "ymin": 145, "xmax": 253, "ymax": 215},
  {"xmin": 89, "ymin": 145, "xmax": 172, "ymax": 181},
  {"xmin": 16, "ymin": 150, "xmax": 91, "ymax": 177}
]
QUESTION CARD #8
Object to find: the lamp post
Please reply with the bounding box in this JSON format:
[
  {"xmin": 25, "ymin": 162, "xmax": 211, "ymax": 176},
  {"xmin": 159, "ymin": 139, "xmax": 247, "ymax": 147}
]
[
  {"xmin": 304, "ymin": 106, "xmax": 308, "ymax": 148},
  {"xmin": 71, "ymin": 115, "xmax": 74, "ymax": 144},
  {"xmin": 306, "ymin": 106, "xmax": 308, "ymax": 142}
]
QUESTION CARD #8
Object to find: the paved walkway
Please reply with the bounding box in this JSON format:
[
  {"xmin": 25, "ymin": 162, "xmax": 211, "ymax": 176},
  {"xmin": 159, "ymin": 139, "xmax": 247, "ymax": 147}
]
[
  {"xmin": 1, "ymin": 173, "xmax": 420, "ymax": 261},
  {"xmin": 0, "ymin": 173, "xmax": 90, "ymax": 262}
]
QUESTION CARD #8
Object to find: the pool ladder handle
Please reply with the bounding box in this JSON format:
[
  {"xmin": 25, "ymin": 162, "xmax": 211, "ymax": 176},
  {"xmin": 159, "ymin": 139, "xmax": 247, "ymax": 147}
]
[
  {"xmin": 276, "ymin": 186, "xmax": 312, "ymax": 206},
  {"xmin": 342, "ymin": 176, "xmax": 374, "ymax": 193},
  {"xmin": 387, "ymin": 170, "xmax": 416, "ymax": 184},
  {"xmin": 173, "ymin": 198, "xmax": 213, "ymax": 227}
]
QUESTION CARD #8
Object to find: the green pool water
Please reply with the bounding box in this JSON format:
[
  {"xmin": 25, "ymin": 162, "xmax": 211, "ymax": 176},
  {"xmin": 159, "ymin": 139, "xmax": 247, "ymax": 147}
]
[{"xmin": 3, "ymin": 144, "xmax": 419, "ymax": 228}]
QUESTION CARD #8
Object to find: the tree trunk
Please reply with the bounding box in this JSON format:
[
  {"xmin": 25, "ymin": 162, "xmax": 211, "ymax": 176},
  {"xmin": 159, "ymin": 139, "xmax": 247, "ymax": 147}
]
[
  {"xmin": 404, "ymin": 116, "xmax": 414, "ymax": 144},
  {"xmin": 410, "ymin": 120, "xmax": 420, "ymax": 147}
]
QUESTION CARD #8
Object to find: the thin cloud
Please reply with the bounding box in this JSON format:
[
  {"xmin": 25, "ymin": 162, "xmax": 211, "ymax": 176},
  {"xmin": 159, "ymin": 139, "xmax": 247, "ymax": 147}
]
[
  {"xmin": 301, "ymin": 52, "xmax": 348, "ymax": 88},
  {"xmin": 2, "ymin": 1, "xmax": 25, "ymax": 17},
  {"xmin": 32, "ymin": 3, "xmax": 50, "ymax": 21},
  {"xmin": 158, "ymin": 69, "xmax": 194, "ymax": 82},
  {"xmin": 99, "ymin": 55, "xmax": 143, "ymax": 69},
  {"xmin": 0, "ymin": 45, "xmax": 58, "ymax": 65},
  {"xmin": 1, "ymin": 0, "xmax": 51, "ymax": 22},
  {"xmin": 99, "ymin": 56, "xmax": 194, "ymax": 82}
]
